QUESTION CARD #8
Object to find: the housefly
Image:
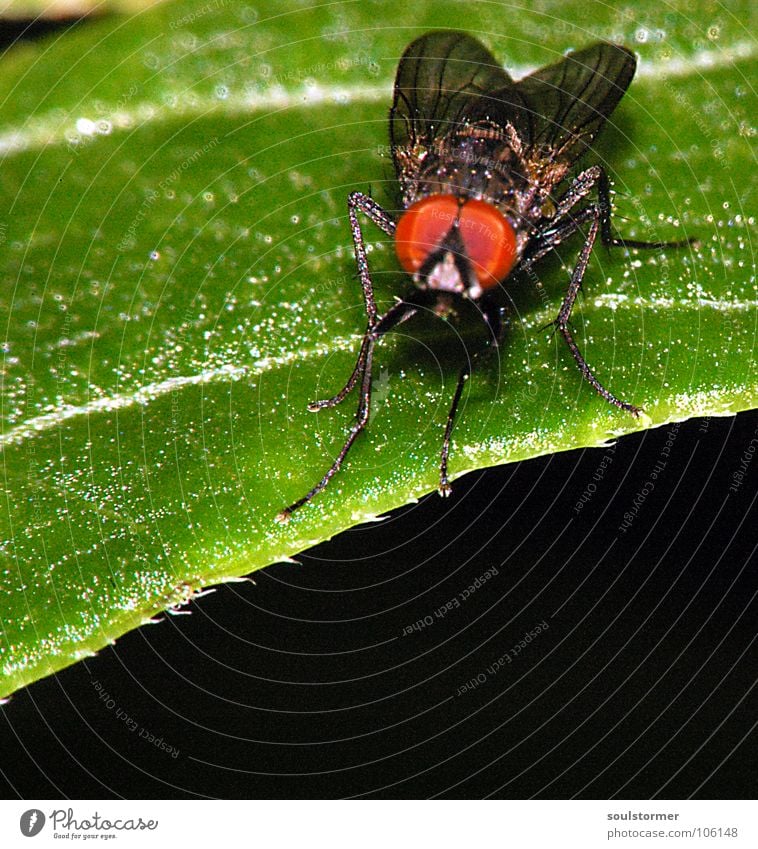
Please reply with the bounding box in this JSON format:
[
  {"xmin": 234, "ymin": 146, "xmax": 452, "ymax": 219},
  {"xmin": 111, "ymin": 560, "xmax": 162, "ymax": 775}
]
[{"xmin": 276, "ymin": 30, "xmax": 692, "ymax": 522}]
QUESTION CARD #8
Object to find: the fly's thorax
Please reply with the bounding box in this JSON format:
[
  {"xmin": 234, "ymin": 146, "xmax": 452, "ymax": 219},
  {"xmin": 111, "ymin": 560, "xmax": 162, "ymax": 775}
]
[{"xmin": 405, "ymin": 132, "xmax": 528, "ymax": 210}]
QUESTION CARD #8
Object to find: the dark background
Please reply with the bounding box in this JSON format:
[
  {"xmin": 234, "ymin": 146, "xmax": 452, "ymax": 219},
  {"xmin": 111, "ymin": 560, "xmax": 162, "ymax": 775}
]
[{"xmin": 1, "ymin": 16, "xmax": 756, "ymax": 801}]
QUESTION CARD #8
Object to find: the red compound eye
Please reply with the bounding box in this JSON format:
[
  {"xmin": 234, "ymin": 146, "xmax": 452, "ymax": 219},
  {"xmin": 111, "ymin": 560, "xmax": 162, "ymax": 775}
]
[
  {"xmin": 395, "ymin": 195, "xmax": 459, "ymax": 277},
  {"xmin": 395, "ymin": 195, "xmax": 517, "ymax": 289},
  {"xmin": 457, "ymin": 198, "xmax": 518, "ymax": 287}
]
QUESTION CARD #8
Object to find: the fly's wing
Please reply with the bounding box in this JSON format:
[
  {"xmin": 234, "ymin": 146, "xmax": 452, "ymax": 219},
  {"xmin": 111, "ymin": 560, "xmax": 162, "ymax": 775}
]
[
  {"xmin": 510, "ymin": 42, "xmax": 637, "ymax": 164},
  {"xmin": 390, "ymin": 31, "xmax": 517, "ymax": 191}
]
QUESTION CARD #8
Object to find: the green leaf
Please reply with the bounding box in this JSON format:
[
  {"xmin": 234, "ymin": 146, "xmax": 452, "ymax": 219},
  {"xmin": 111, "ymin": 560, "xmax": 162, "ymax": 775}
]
[{"xmin": 0, "ymin": 0, "xmax": 755, "ymax": 698}]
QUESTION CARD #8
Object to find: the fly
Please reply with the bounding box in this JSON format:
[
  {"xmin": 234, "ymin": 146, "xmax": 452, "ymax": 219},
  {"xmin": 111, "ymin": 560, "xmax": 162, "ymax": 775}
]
[{"xmin": 276, "ymin": 30, "xmax": 693, "ymax": 522}]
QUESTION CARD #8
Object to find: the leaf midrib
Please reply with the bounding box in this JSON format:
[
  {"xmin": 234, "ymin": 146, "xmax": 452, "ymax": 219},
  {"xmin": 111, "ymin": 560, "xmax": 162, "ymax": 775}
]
[{"xmin": 3, "ymin": 287, "xmax": 753, "ymax": 448}]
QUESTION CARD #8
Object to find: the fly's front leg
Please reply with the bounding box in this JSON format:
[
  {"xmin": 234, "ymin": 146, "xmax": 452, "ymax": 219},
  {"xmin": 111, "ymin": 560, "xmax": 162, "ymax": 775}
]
[
  {"xmin": 309, "ymin": 192, "xmax": 397, "ymax": 411},
  {"xmin": 277, "ymin": 298, "xmax": 417, "ymax": 522},
  {"xmin": 278, "ymin": 345, "xmax": 376, "ymax": 523},
  {"xmin": 348, "ymin": 191, "xmax": 397, "ymax": 324}
]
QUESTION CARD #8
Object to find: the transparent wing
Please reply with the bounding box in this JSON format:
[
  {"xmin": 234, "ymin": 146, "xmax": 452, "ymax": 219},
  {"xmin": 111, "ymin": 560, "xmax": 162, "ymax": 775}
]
[
  {"xmin": 512, "ymin": 42, "xmax": 637, "ymax": 162},
  {"xmin": 390, "ymin": 30, "xmax": 515, "ymax": 157}
]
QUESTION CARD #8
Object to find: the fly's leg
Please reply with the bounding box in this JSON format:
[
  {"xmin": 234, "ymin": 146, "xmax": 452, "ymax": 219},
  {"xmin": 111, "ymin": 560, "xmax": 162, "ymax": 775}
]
[
  {"xmin": 554, "ymin": 208, "xmax": 641, "ymax": 415},
  {"xmin": 518, "ymin": 165, "xmax": 694, "ymax": 415},
  {"xmin": 309, "ymin": 192, "xmax": 397, "ymax": 411},
  {"xmin": 523, "ymin": 166, "xmax": 694, "ymax": 270},
  {"xmin": 307, "ymin": 334, "xmax": 370, "ymax": 412},
  {"xmin": 347, "ymin": 191, "xmax": 397, "ymax": 320},
  {"xmin": 439, "ymin": 367, "xmax": 470, "ymax": 497},
  {"xmin": 520, "ymin": 205, "xmax": 596, "ymax": 270},
  {"xmin": 278, "ymin": 343, "xmax": 376, "ymax": 523},
  {"xmin": 277, "ymin": 298, "xmax": 417, "ymax": 523},
  {"xmin": 439, "ymin": 301, "xmax": 506, "ymax": 496},
  {"xmin": 594, "ymin": 167, "xmax": 694, "ymax": 249}
]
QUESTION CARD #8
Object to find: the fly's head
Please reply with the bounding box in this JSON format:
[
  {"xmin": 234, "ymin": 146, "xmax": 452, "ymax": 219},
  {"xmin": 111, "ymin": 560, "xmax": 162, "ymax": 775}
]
[{"xmin": 395, "ymin": 194, "xmax": 518, "ymax": 300}]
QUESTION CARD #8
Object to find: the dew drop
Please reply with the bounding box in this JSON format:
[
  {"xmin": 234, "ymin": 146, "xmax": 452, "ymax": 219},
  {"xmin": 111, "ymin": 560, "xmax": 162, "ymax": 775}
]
[
  {"xmin": 239, "ymin": 6, "xmax": 258, "ymax": 24},
  {"xmin": 75, "ymin": 118, "xmax": 97, "ymax": 136}
]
